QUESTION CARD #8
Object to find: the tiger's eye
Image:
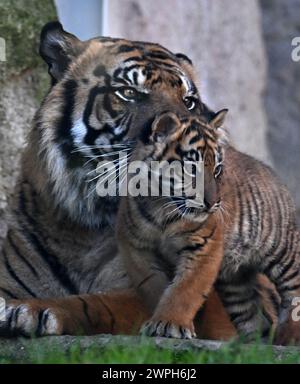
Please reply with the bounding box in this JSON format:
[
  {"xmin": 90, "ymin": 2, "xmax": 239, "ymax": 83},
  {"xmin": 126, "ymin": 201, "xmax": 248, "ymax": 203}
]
[
  {"xmin": 123, "ymin": 88, "xmax": 135, "ymax": 98},
  {"xmin": 184, "ymin": 96, "xmax": 197, "ymax": 111},
  {"xmin": 115, "ymin": 87, "xmax": 138, "ymax": 102},
  {"xmin": 214, "ymin": 164, "xmax": 223, "ymax": 178}
]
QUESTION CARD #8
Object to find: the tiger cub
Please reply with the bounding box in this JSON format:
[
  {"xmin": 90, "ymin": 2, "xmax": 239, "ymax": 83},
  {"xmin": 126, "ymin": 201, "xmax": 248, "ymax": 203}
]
[{"xmin": 117, "ymin": 111, "xmax": 300, "ymax": 340}]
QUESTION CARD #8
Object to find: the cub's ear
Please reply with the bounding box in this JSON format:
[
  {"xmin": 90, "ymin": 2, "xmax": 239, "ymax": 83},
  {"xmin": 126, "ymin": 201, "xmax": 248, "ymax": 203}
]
[
  {"xmin": 39, "ymin": 21, "xmax": 83, "ymax": 84},
  {"xmin": 175, "ymin": 53, "xmax": 193, "ymax": 66},
  {"xmin": 209, "ymin": 109, "xmax": 228, "ymax": 129},
  {"xmin": 151, "ymin": 112, "xmax": 181, "ymax": 142}
]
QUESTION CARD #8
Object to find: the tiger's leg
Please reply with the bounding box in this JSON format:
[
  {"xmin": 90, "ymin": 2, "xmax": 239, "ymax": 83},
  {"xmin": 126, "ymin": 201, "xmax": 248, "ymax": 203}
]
[
  {"xmin": 263, "ymin": 238, "xmax": 300, "ymax": 344},
  {"xmin": 196, "ymin": 289, "xmax": 237, "ymax": 340},
  {"xmin": 0, "ymin": 288, "xmax": 236, "ymax": 340},
  {"xmin": 216, "ymin": 271, "xmax": 273, "ymax": 338},
  {"xmin": 141, "ymin": 222, "xmax": 224, "ymax": 339},
  {"xmin": 0, "ymin": 289, "xmax": 150, "ymax": 337}
]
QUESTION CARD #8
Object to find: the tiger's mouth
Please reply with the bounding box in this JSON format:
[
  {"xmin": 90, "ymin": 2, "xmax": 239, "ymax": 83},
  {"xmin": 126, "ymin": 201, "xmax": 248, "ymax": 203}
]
[{"xmin": 168, "ymin": 197, "xmax": 220, "ymax": 222}]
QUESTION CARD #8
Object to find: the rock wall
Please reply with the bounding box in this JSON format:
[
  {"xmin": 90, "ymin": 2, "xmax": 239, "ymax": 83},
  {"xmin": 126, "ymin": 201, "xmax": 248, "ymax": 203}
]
[
  {"xmin": 0, "ymin": 0, "xmax": 57, "ymax": 245},
  {"xmin": 260, "ymin": 0, "xmax": 300, "ymax": 221}
]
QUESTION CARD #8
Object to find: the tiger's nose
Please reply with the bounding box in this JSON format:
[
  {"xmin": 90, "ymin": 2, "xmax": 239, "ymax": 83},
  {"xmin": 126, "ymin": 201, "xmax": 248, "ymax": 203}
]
[
  {"xmin": 204, "ymin": 197, "xmax": 213, "ymax": 210},
  {"xmin": 204, "ymin": 198, "xmax": 220, "ymax": 210}
]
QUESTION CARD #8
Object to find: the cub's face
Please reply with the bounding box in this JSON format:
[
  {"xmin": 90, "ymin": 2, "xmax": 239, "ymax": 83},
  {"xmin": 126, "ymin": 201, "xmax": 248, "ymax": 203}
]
[
  {"xmin": 130, "ymin": 111, "xmax": 228, "ymax": 222},
  {"xmin": 38, "ymin": 22, "xmax": 213, "ymax": 169}
]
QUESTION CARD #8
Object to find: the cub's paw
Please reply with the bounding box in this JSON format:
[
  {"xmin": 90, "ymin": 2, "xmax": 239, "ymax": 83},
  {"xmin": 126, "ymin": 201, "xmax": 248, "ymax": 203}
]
[
  {"xmin": 0, "ymin": 301, "xmax": 62, "ymax": 337},
  {"xmin": 140, "ymin": 319, "xmax": 196, "ymax": 339}
]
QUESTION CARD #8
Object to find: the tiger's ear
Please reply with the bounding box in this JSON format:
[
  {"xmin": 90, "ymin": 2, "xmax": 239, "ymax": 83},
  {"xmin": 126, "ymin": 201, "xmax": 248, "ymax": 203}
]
[
  {"xmin": 151, "ymin": 112, "xmax": 181, "ymax": 142},
  {"xmin": 175, "ymin": 53, "xmax": 193, "ymax": 66},
  {"xmin": 209, "ymin": 109, "xmax": 228, "ymax": 129},
  {"xmin": 39, "ymin": 21, "xmax": 83, "ymax": 84}
]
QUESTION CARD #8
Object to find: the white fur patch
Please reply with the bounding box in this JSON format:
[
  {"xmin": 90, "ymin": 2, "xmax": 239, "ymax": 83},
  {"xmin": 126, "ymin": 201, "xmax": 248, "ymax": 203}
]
[
  {"xmin": 43, "ymin": 309, "xmax": 60, "ymax": 335},
  {"xmin": 71, "ymin": 118, "xmax": 95, "ymax": 156},
  {"xmin": 179, "ymin": 74, "xmax": 192, "ymax": 94},
  {"xmin": 71, "ymin": 118, "xmax": 88, "ymax": 145},
  {"xmin": 137, "ymin": 68, "xmax": 147, "ymax": 87},
  {"xmin": 14, "ymin": 304, "xmax": 35, "ymax": 335}
]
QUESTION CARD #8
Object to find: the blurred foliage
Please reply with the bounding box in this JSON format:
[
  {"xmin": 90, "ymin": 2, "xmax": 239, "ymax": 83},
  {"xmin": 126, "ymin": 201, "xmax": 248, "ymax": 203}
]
[{"xmin": 0, "ymin": 0, "xmax": 56, "ymax": 94}]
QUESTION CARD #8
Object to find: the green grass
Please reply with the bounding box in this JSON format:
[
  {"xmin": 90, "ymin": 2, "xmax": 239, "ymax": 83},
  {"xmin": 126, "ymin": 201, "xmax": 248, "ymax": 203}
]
[{"xmin": 1, "ymin": 338, "xmax": 300, "ymax": 364}]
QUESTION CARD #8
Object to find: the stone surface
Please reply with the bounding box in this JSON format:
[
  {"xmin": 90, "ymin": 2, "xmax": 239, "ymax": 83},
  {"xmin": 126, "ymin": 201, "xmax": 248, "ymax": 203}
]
[
  {"xmin": 260, "ymin": 0, "xmax": 300, "ymax": 221},
  {"xmin": 0, "ymin": 0, "xmax": 56, "ymax": 247}
]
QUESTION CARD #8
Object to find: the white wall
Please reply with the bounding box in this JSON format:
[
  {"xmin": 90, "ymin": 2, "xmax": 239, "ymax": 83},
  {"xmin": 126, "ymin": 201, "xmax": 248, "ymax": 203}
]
[{"xmin": 55, "ymin": 0, "xmax": 104, "ymax": 40}]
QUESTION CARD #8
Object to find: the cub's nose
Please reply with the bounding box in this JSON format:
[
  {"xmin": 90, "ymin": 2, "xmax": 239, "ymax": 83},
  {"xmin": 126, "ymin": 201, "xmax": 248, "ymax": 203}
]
[
  {"xmin": 204, "ymin": 197, "xmax": 214, "ymax": 210},
  {"xmin": 204, "ymin": 198, "xmax": 221, "ymax": 211}
]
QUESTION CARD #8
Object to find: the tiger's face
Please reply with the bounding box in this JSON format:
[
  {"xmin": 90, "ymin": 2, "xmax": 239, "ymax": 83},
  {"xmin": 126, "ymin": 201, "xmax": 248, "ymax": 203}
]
[
  {"xmin": 36, "ymin": 22, "xmax": 223, "ymax": 226},
  {"xmin": 39, "ymin": 22, "xmax": 212, "ymax": 166},
  {"xmin": 129, "ymin": 110, "xmax": 228, "ymax": 222}
]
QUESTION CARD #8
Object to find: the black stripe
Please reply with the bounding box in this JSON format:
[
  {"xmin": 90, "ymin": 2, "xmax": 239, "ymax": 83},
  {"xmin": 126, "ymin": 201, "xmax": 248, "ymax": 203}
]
[
  {"xmin": 179, "ymin": 226, "xmax": 216, "ymax": 255},
  {"xmin": 278, "ymin": 268, "xmax": 299, "ymax": 287},
  {"xmin": 17, "ymin": 184, "xmax": 78, "ymax": 294},
  {"xmin": 3, "ymin": 250, "xmax": 36, "ymax": 298},
  {"xmin": 123, "ymin": 56, "xmax": 145, "ymax": 63},
  {"xmin": 146, "ymin": 51, "xmax": 174, "ymax": 61},
  {"xmin": 24, "ymin": 230, "xmax": 78, "ymax": 295},
  {"xmin": 98, "ymin": 37, "xmax": 122, "ymax": 43},
  {"xmin": 247, "ymin": 182, "xmax": 260, "ymax": 241},
  {"xmin": 103, "ymin": 93, "xmax": 118, "ymax": 118},
  {"xmin": 56, "ymin": 79, "xmax": 78, "ymax": 158},
  {"xmin": 279, "ymin": 283, "xmax": 300, "ymax": 293},
  {"xmin": 78, "ymin": 297, "xmax": 93, "ymax": 325},
  {"xmin": 135, "ymin": 198, "xmax": 158, "ymax": 226},
  {"xmin": 97, "ymin": 296, "xmax": 116, "ymax": 332},
  {"xmin": 7, "ymin": 232, "xmax": 39, "ymax": 278},
  {"xmin": 133, "ymin": 71, "xmax": 138, "ymax": 85},
  {"xmin": 83, "ymin": 85, "xmax": 110, "ymax": 145},
  {"xmin": 231, "ymin": 309, "xmax": 256, "ymax": 327},
  {"xmin": 224, "ymin": 291, "xmax": 257, "ymax": 307},
  {"xmin": 0, "ymin": 287, "xmax": 18, "ymax": 299},
  {"xmin": 264, "ymin": 243, "xmax": 289, "ymax": 277},
  {"xmin": 276, "ymin": 255, "xmax": 296, "ymax": 282},
  {"xmin": 178, "ymin": 243, "xmax": 204, "ymax": 254},
  {"xmin": 36, "ymin": 310, "xmax": 45, "ymax": 336},
  {"xmin": 117, "ymin": 45, "xmax": 138, "ymax": 53},
  {"xmin": 236, "ymin": 185, "xmax": 244, "ymax": 241},
  {"xmin": 175, "ymin": 53, "xmax": 193, "ymax": 65},
  {"xmin": 136, "ymin": 273, "xmax": 156, "ymax": 289}
]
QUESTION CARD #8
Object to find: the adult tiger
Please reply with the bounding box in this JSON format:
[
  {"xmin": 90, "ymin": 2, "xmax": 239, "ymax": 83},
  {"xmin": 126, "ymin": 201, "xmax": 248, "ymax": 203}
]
[{"xmin": 0, "ymin": 22, "xmax": 236, "ymax": 340}]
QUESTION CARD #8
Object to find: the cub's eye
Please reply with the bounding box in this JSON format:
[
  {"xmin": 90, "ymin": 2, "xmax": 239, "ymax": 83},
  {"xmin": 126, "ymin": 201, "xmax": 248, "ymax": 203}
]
[
  {"xmin": 214, "ymin": 164, "xmax": 223, "ymax": 179},
  {"xmin": 184, "ymin": 96, "xmax": 197, "ymax": 111},
  {"xmin": 115, "ymin": 87, "xmax": 138, "ymax": 102}
]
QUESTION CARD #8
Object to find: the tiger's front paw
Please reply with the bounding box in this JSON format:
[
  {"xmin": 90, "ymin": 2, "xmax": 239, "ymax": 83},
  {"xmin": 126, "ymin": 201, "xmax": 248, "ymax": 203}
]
[
  {"xmin": 140, "ymin": 318, "xmax": 196, "ymax": 339},
  {"xmin": 0, "ymin": 300, "xmax": 62, "ymax": 337}
]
